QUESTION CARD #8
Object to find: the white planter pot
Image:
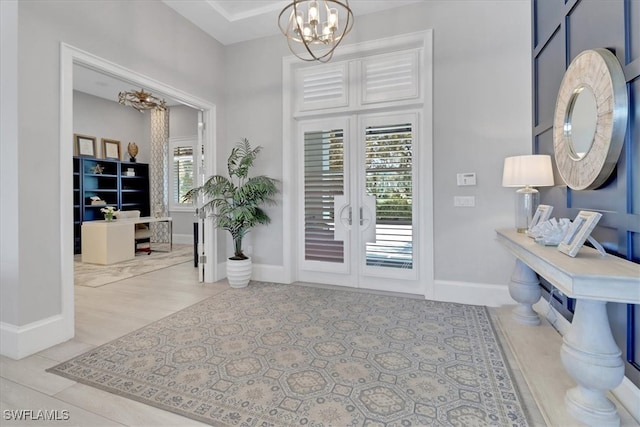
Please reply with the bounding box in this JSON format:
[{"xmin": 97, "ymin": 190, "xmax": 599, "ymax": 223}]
[{"xmin": 226, "ymin": 257, "xmax": 252, "ymax": 288}]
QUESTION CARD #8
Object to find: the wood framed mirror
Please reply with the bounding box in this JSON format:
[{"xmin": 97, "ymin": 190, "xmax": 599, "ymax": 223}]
[{"xmin": 553, "ymin": 48, "xmax": 628, "ymax": 190}]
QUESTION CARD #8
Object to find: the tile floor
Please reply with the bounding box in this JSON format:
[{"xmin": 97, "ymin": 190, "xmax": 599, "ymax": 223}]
[{"xmin": 1, "ymin": 261, "xmax": 637, "ymax": 426}]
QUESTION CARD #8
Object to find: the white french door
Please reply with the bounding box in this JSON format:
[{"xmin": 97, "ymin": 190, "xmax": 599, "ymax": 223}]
[{"xmin": 297, "ymin": 111, "xmax": 424, "ymax": 294}]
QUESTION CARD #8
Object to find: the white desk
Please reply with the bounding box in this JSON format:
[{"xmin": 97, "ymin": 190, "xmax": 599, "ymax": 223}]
[
  {"xmin": 81, "ymin": 217, "xmax": 172, "ymax": 265},
  {"xmin": 496, "ymin": 228, "xmax": 640, "ymax": 427}
]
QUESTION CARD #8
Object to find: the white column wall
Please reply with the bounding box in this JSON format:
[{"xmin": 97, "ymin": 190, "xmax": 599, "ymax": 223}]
[{"xmin": 2, "ymin": 0, "xmax": 225, "ymax": 358}]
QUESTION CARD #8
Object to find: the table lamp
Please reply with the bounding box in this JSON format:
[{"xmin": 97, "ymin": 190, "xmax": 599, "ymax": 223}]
[{"xmin": 502, "ymin": 155, "xmax": 554, "ymax": 233}]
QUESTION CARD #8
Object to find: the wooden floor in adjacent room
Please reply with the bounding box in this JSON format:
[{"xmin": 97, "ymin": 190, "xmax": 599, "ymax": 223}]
[{"xmin": 0, "ymin": 261, "xmax": 637, "ymax": 426}]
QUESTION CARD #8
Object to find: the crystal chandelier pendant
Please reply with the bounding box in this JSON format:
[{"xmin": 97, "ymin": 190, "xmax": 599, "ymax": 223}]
[{"xmin": 278, "ymin": 0, "xmax": 354, "ymax": 62}]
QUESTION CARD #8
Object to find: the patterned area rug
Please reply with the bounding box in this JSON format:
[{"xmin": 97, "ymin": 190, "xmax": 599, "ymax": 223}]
[
  {"xmin": 48, "ymin": 283, "xmax": 531, "ymax": 426},
  {"xmin": 74, "ymin": 244, "xmax": 193, "ymax": 287}
]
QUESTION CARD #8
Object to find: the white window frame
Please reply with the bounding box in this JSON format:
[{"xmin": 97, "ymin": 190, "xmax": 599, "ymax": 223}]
[{"xmin": 168, "ymin": 136, "xmax": 198, "ymax": 212}]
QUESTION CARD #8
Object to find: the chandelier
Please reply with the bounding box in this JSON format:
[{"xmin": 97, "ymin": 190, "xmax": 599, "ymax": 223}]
[
  {"xmin": 278, "ymin": 0, "xmax": 354, "ymax": 63},
  {"xmin": 118, "ymin": 89, "xmax": 167, "ymax": 113}
]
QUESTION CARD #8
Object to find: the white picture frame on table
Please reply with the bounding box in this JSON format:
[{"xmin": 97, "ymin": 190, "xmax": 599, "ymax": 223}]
[
  {"xmin": 527, "ymin": 204, "xmax": 554, "ymax": 236},
  {"xmin": 558, "ymin": 210, "xmax": 602, "ymax": 257}
]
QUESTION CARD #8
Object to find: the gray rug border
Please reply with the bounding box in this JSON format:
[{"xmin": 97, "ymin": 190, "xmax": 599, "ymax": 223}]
[{"xmin": 48, "ymin": 282, "xmax": 538, "ymax": 426}]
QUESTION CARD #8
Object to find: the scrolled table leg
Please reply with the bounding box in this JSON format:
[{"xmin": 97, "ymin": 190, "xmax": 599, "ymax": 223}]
[
  {"xmin": 508, "ymin": 258, "xmax": 541, "ymax": 325},
  {"xmin": 561, "ymin": 299, "xmax": 624, "ymax": 427}
]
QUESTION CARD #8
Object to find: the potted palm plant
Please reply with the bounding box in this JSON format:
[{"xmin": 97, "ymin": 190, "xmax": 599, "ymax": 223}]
[{"xmin": 183, "ymin": 138, "xmax": 278, "ymax": 288}]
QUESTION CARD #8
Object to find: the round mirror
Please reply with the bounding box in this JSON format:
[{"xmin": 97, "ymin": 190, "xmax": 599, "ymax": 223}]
[
  {"xmin": 565, "ymin": 86, "xmax": 597, "ymax": 160},
  {"xmin": 553, "ymin": 49, "xmax": 628, "ymax": 190}
]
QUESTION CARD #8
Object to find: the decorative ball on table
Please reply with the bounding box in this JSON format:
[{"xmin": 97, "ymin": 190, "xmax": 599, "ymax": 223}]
[{"xmin": 127, "ymin": 142, "xmax": 139, "ymax": 162}]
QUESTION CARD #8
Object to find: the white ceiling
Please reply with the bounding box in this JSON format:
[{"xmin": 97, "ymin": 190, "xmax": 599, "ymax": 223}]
[
  {"xmin": 162, "ymin": 0, "xmax": 423, "ymax": 45},
  {"xmin": 75, "ymin": 1, "xmax": 422, "ymax": 105}
]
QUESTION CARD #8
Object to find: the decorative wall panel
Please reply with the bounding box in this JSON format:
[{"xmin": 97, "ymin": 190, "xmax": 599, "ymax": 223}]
[
  {"xmin": 533, "ymin": 29, "xmax": 565, "ymax": 128},
  {"xmin": 532, "ymin": 0, "xmax": 639, "ymax": 385},
  {"xmin": 150, "ymin": 109, "xmax": 170, "ymax": 243}
]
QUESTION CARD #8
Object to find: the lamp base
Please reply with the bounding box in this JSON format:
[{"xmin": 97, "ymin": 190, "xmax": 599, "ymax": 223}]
[{"xmin": 515, "ymin": 186, "xmax": 539, "ymax": 233}]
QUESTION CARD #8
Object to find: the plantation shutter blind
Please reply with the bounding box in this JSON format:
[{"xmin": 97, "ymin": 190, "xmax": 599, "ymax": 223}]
[
  {"xmin": 304, "ymin": 129, "xmax": 345, "ymax": 263},
  {"xmin": 172, "ymin": 146, "xmax": 194, "ymax": 204},
  {"xmin": 295, "ymin": 63, "xmax": 348, "ymax": 113},
  {"xmin": 365, "ymin": 123, "xmax": 413, "ymax": 269},
  {"xmin": 361, "ymin": 50, "xmax": 420, "ymax": 105}
]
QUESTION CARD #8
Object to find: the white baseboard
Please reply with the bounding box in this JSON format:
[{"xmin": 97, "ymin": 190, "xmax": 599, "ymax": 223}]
[
  {"xmin": 433, "ymin": 280, "xmax": 512, "ymax": 307},
  {"xmin": 534, "ymin": 298, "xmax": 640, "ymax": 423},
  {"xmin": 0, "ymin": 315, "xmax": 73, "ymax": 360},
  {"xmin": 214, "ymin": 262, "xmax": 286, "ymax": 285},
  {"xmin": 252, "ymin": 263, "xmax": 286, "ymax": 283}
]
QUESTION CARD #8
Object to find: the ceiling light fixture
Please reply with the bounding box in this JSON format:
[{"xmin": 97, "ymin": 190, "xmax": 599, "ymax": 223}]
[
  {"xmin": 278, "ymin": 0, "xmax": 354, "ymax": 63},
  {"xmin": 118, "ymin": 89, "xmax": 167, "ymax": 113}
]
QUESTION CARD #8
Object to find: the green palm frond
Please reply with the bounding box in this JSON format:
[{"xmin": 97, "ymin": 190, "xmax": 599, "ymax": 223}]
[
  {"xmin": 228, "ymin": 138, "xmax": 262, "ymax": 179},
  {"xmin": 185, "ymin": 138, "xmax": 279, "ymax": 259}
]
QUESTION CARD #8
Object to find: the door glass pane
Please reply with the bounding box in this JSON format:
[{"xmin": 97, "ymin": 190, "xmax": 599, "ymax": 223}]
[
  {"xmin": 304, "ymin": 129, "xmax": 345, "ymax": 263},
  {"xmin": 365, "ymin": 123, "xmax": 413, "ymax": 268}
]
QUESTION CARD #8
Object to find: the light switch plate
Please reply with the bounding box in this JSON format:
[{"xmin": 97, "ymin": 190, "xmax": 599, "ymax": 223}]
[{"xmin": 454, "ymin": 196, "xmax": 476, "ymax": 207}]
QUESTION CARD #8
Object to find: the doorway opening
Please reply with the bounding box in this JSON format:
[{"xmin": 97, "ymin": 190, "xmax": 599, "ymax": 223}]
[{"xmin": 60, "ymin": 43, "xmax": 218, "ymax": 339}]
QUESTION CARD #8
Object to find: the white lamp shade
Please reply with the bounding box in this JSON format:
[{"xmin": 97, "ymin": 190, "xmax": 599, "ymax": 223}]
[{"xmin": 502, "ymin": 155, "xmax": 554, "ymax": 187}]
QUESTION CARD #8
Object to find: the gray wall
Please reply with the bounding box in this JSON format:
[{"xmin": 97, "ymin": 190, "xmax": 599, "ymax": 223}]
[
  {"xmin": 2, "ymin": 0, "xmax": 531, "ymax": 342},
  {"xmin": 224, "ymin": 1, "xmax": 532, "ymax": 284},
  {"xmin": 73, "ymin": 91, "xmax": 149, "ymax": 163},
  {"xmin": 3, "ymin": 0, "xmax": 225, "ymax": 327}
]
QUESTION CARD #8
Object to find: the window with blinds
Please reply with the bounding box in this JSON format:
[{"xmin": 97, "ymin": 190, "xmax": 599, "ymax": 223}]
[
  {"xmin": 365, "ymin": 123, "xmax": 413, "ymax": 269},
  {"xmin": 304, "ymin": 129, "xmax": 345, "ymax": 263},
  {"xmin": 171, "ymin": 145, "xmax": 194, "ymax": 207}
]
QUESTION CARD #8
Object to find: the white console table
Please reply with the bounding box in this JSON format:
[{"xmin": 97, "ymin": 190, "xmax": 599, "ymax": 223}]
[
  {"xmin": 81, "ymin": 217, "xmax": 172, "ymax": 265},
  {"xmin": 496, "ymin": 228, "xmax": 640, "ymax": 426}
]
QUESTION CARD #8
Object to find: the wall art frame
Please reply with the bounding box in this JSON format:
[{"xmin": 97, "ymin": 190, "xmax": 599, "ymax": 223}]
[
  {"xmin": 102, "ymin": 138, "xmax": 121, "ymax": 160},
  {"xmin": 75, "ymin": 134, "xmax": 97, "ymax": 158},
  {"xmin": 558, "ymin": 210, "xmax": 603, "ymax": 257}
]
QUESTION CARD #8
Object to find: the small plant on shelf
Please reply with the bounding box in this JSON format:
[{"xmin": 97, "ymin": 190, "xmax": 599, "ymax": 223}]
[{"xmin": 100, "ymin": 206, "xmax": 118, "ymax": 222}]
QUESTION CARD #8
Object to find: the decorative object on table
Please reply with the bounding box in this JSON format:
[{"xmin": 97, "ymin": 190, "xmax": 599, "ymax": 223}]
[
  {"xmin": 75, "ymin": 134, "xmax": 96, "ymax": 158},
  {"xmin": 527, "ymin": 204, "xmax": 553, "ymax": 237},
  {"xmin": 529, "ymin": 217, "xmax": 571, "ymax": 246},
  {"xmin": 183, "ymin": 138, "xmax": 279, "ymax": 288},
  {"xmin": 553, "ymin": 48, "xmax": 628, "ymax": 191},
  {"xmin": 100, "ymin": 206, "xmax": 118, "ymax": 222},
  {"xmin": 558, "ymin": 210, "xmax": 604, "ymax": 257},
  {"xmin": 278, "ymin": 0, "xmax": 354, "ymax": 63},
  {"xmin": 90, "ymin": 196, "xmax": 106, "ymax": 206},
  {"xmin": 118, "ymin": 89, "xmax": 167, "ymax": 113},
  {"xmin": 127, "ymin": 142, "xmax": 139, "ymax": 162},
  {"xmin": 91, "ymin": 163, "xmax": 104, "ymax": 174},
  {"xmin": 502, "ymin": 154, "xmax": 555, "ymax": 233},
  {"xmin": 101, "ymin": 138, "xmax": 121, "ymax": 160}
]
